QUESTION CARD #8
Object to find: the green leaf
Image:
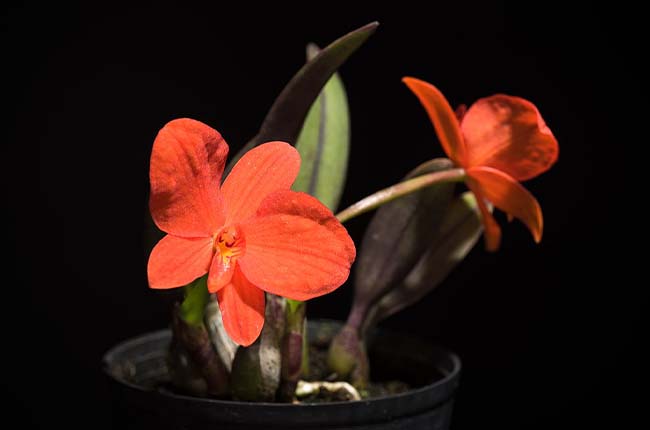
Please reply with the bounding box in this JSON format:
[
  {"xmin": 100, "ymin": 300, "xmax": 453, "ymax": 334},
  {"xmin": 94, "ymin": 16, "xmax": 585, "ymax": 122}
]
[
  {"xmin": 286, "ymin": 298, "xmax": 303, "ymax": 314},
  {"xmin": 365, "ymin": 192, "xmax": 483, "ymax": 328},
  {"xmin": 225, "ymin": 22, "xmax": 378, "ymax": 175},
  {"xmin": 352, "ymin": 158, "xmax": 456, "ymax": 314},
  {"xmin": 292, "ymin": 43, "xmax": 350, "ymax": 211},
  {"xmin": 179, "ymin": 275, "xmax": 210, "ymax": 326}
]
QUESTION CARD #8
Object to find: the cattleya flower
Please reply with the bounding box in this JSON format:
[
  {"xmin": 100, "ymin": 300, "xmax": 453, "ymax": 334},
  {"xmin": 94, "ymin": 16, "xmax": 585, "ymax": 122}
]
[
  {"xmin": 403, "ymin": 78, "xmax": 559, "ymax": 251},
  {"xmin": 147, "ymin": 119, "xmax": 356, "ymax": 346}
]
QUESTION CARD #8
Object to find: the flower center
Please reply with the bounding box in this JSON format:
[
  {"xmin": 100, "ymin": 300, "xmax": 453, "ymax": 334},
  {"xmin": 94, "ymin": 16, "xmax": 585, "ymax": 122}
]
[{"xmin": 214, "ymin": 224, "xmax": 245, "ymax": 261}]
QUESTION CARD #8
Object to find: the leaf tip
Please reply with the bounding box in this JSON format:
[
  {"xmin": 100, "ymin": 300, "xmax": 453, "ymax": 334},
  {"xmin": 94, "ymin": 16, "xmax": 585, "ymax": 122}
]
[
  {"xmin": 364, "ymin": 21, "xmax": 380, "ymax": 30},
  {"xmin": 353, "ymin": 21, "xmax": 380, "ymax": 38},
  {"xmin": 306, "ymin": 43, "xmax": 321, "ymax": 61}
]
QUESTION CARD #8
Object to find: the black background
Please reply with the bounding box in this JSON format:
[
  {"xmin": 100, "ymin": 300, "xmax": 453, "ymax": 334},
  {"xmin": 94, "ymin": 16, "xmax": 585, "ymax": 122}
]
[{"xmin": 3, "ymin": 2, "xmax": 642, "ymax": 429}]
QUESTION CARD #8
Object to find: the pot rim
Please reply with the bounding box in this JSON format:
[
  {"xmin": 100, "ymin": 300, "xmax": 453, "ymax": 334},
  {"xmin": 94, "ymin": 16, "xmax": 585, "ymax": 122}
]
[{"xmin": 103, "ymin": 321, "xmax": 461, "ymax": 410}]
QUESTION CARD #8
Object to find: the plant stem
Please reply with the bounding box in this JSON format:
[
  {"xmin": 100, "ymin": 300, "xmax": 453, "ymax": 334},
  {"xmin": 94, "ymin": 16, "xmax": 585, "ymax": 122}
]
[
  {"xmin": 171, "ymin": 304, "xmax": 229, "ymax": 397},
  {"xmin": 230, "ymin": 294, "xmax": 285, "ymax": 401},
  {"xmin": 335, "ymin": 168, "xmax": 465, "ymax": 223},
  {"xmin": 169, "ymin": 276, "xmax": 229, "ymax": 397},
  {"xmin": 326, "ymin": 325, "xmax": 368, "ymax": 388},
  {"xmin": 204, "ymin": 297, "xmax": 238, "ymax": 371},
  {"xmin": 179, "ymin": 276, "xmax": 210, "ymax": 326},
  {"xmin": 279, "ymin": 299, "xmax": 307, "ymax": 401}
]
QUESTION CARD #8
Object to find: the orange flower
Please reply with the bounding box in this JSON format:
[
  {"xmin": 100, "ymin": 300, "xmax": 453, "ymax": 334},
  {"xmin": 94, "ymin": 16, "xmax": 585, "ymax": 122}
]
[
  {"xmin": 403, "ymin": 77, "xmax": 558, "ymax": 251},
  {"xmin": 147, "ymin": 119, "xmax": 355, "ymax": 346}
]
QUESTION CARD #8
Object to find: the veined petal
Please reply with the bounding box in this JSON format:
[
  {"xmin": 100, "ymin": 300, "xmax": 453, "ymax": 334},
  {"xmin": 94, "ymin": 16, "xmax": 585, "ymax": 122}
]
[
  {"xmin": 467, "ymin": 185, "xmax": 502, "ymax": 252},
  {"xmin": 403, "ymin": 77, "xmax": 467, "ymax": 165},
  {"xmin": 221, "ymin": 141, "xmax": 300, "ymax": 224},
  {"xmin": 461, "ymin": 95, "xmax": 558, "ymax": 181},
  {"xmin": 148, "ymin": 235, "xmax": 213, "ymax": 289},
  {"xmin": 467, "ymin": 166, "xmax": 543, "ymax": 244},
  {"xmin": 150, "ymin": 118, "xmax": 228, "ymax": 237},
  {"xmin": 217, "ymin": 267, "xmax": 265, "ymax": 346},
  {"xmin": 238, "ymin": 190, "xmax": 355, "ymax": 301},
  {"xmin": 207, "ymin": 251, "xmax": 235, "ymax": 294}
]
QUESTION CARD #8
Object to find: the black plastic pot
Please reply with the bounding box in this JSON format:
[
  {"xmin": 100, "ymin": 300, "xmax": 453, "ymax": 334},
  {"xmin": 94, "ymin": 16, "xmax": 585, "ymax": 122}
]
[{"xmin": 103, "ymin": 320, "xmax": 461, "ymax": 429}]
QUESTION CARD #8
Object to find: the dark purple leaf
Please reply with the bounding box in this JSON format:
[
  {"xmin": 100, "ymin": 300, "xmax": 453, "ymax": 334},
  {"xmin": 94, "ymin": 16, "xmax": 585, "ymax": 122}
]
[
  {"xmin": 352, "ymin": 158, "xmax": 456, "ymax": 317},
  {"xmin": 225, "ymin": 22, "xmax": 378, "ymax": 174},
  {"xmin": 365, "ymin": 192, "xmax": 483, "ymax": 328}
]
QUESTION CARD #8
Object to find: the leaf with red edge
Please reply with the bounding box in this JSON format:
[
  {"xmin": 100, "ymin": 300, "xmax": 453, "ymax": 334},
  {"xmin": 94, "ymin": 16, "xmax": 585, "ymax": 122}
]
[
  {"xmin": 225, "ymin": 22, "xmax": 378, "ymax": 175},
  {"xmin": 238, "ymin": 190, "xmax": 355, "ymax": 301}
]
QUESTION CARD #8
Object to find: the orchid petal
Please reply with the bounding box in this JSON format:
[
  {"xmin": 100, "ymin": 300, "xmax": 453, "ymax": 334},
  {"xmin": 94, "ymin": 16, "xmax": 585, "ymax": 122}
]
[
  {"xmin": 467, "ymin": 166, "xmax": 543, "ymax": 244},
  {"xmin": 149, "ymin": 118, "xmax": 227, "ymax": 237},
  {"xmin": 207, "ymin": 251, "xmax": 235, "ymax": 294},
  {"xmin": 461, "ymin": 95, "xmax": 558, "ymax": 181},
  {"xmin": 148, "ymin": 235, "xmax": 213, "ymax": 289},
  {"xmin": 403, "ymin": 77, "xmax": 467, "ymax": 165},
  {"xmin": 217, "ymin": 267, "xmax": 265, "ymax": 346},
  {"xmin": 238, "ymin": 190, "xmax": 355, "ymax": 301},
  {"xmin": 221, "ymin": 141, "xmax": 300, "ymax": 224},
  {"xmin": 467, "ymin": 185, "xmax": 502, "ymax": 252}
]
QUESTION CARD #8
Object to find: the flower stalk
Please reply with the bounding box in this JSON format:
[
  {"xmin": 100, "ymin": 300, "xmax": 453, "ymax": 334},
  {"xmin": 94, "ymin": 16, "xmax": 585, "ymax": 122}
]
[{"xmin": 335, "ymin": 168, "xmax": 466, "ymax": 223}]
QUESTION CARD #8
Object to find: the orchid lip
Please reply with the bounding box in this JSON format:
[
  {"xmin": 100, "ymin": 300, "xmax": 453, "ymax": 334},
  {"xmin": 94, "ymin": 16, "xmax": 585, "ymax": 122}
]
[{"xmin": 214, "ymin": 224, "xmax": 246, "ymax": 260}]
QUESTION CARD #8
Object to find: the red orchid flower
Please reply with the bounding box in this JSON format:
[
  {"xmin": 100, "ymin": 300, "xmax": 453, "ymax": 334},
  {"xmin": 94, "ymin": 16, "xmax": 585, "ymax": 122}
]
[
  {"xmin": 403, "ymin": 77, "xmax": 558, "ymax": 251},
  {"xmin": 147, "ymin": 118, "xmax": 356, "ymax": 346}
]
